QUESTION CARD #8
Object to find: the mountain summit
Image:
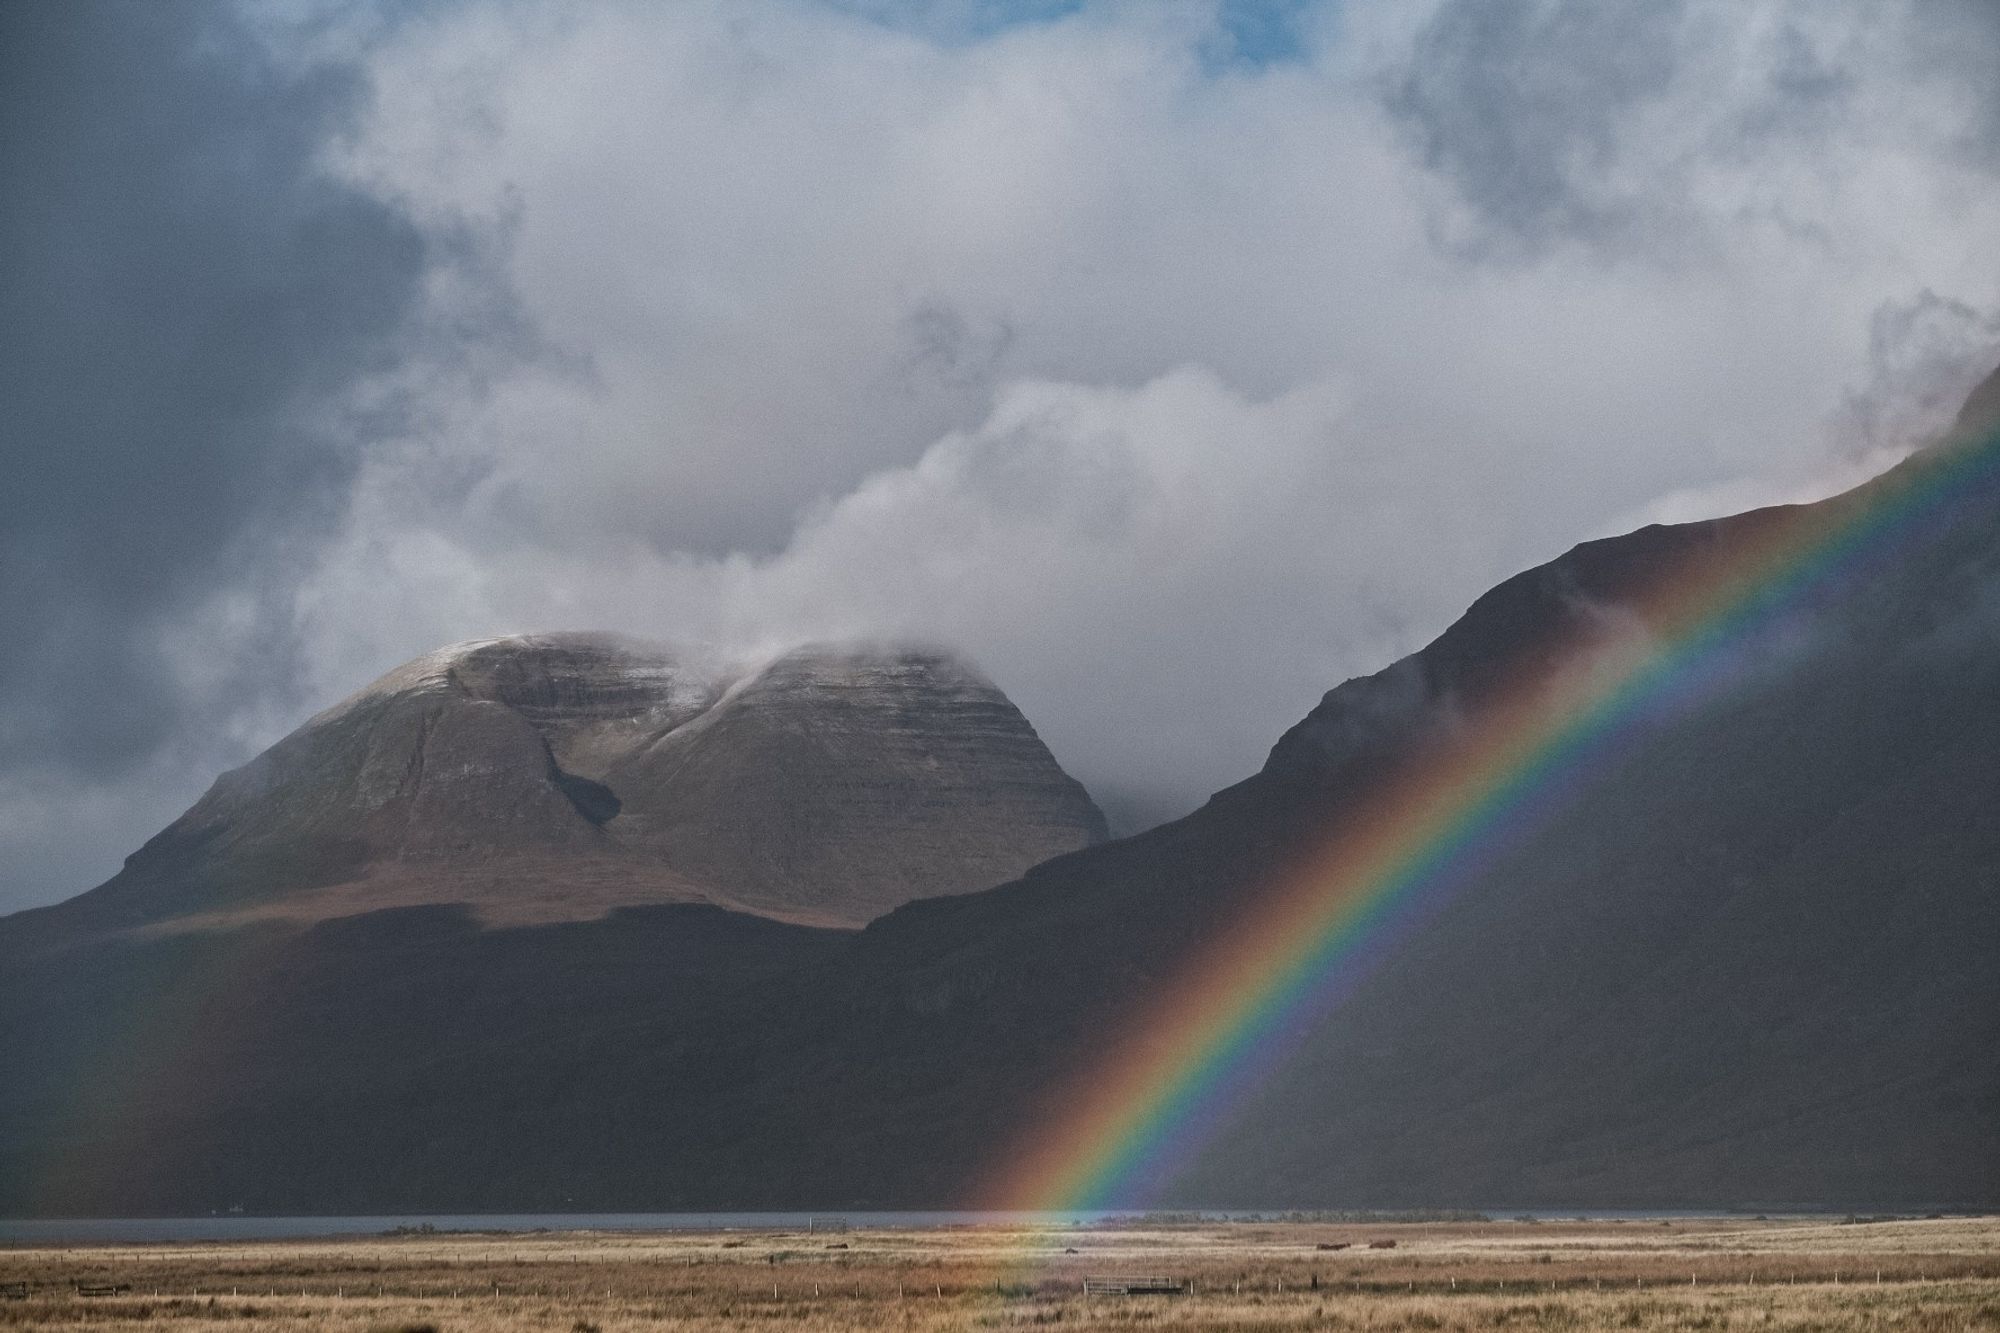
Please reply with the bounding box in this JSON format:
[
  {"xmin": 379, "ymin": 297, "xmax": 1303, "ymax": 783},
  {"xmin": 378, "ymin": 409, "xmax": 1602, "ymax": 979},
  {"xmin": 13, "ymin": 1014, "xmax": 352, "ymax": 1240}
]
[{"xmin": 67, "ymin": 635, "xmax": 1106, "ymax": 931}]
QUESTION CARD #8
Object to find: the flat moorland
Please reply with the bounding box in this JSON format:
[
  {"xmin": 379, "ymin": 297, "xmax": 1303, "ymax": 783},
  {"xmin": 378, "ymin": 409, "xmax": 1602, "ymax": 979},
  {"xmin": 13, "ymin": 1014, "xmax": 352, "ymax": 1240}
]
[{"xmin": 3, "ymin": 1215, "xmax": 1997, "ymax": 1330}]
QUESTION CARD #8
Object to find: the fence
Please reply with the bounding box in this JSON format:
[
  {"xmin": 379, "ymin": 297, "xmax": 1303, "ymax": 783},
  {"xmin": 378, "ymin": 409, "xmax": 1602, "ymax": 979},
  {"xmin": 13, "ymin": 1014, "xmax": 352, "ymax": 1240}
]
[{"xmin": 1083, "ymin": 1275, "xmax": 1187, "ymax": 1295}]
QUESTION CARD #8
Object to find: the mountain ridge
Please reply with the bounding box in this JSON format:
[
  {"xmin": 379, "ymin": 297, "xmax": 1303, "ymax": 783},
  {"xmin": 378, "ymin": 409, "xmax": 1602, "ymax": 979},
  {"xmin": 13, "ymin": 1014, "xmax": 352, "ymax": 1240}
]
[
  {"xmin": 43, "ymin": 635, "xmax": 1107, "ymax": 933},
  {"xmin": 1, "ymin": 368, "xmax": 1994, "ymax": 1214}
]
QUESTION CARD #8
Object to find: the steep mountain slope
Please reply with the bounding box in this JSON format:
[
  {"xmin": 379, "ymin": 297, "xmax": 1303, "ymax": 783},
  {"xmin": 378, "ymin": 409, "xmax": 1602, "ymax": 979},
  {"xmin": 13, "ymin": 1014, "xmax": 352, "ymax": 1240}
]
[
  {"xmin": 46, "ymin": 636, "xmax": 1106, "ymax": 933},
  {"xmin": 0, "ymin": 370, "xmax": 1994, "ymax": 1215}
]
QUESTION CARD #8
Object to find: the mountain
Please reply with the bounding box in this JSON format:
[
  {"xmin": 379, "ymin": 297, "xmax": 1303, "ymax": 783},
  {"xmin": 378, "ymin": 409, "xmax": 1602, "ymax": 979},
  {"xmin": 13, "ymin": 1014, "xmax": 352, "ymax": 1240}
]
[
  {"xmin": 0, "ymin": 369, "xmax": 1995, "ymax": 1216},
  {"xmin": 599, "ymin": 644, "xmax": 1110, "ymax": 923},
  {"xmin": 49, "ymin": 636, "xmax": 1107, "ymax": 933}
]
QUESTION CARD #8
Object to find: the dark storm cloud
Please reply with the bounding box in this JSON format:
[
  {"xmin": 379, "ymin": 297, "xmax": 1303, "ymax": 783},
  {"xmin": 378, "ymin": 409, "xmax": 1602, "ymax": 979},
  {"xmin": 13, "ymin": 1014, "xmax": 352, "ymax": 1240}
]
[{"xmin": 0, "ymin": 2, "xmax": 427, "ymax": 773}]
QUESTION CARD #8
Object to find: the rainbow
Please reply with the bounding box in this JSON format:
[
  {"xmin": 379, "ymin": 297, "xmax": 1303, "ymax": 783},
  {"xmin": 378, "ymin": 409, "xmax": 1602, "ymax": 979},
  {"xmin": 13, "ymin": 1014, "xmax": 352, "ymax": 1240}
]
[{"xmin": 987, "ymin": 422, "xmax": 2000, "ymax": 1216}]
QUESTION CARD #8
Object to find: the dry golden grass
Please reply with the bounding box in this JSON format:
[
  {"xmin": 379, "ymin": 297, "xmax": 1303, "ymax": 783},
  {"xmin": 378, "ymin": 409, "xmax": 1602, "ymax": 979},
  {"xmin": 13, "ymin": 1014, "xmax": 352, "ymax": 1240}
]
[{"xmin": 3, "ymin": 1216, "xmax": 1997, "ymax": 1331}]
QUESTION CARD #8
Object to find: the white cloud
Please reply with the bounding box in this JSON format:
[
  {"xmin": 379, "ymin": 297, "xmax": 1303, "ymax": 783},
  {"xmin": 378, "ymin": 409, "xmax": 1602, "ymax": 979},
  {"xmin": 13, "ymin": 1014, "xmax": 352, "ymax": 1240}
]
[
  {"xmin": 280, "ymin": 0, "xmax": 1999, "ymax": 821},
  {"xmin": 9, "ymin": 0, "xmax": 1999, "ymax": 907}
]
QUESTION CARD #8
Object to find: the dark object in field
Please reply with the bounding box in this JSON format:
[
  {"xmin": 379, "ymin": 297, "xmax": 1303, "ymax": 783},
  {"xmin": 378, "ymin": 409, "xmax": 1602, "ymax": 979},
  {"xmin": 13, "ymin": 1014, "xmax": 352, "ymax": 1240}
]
[
  {"xmin": 75, "ymin": 1283, "xmax": 132, "ymax": 1296},
  {"xmin": 1083, "ymin": 1275, "xmax": 1187, "ymax": 1295},
  {"xmin": 825, "ymin": 1242, "xmax": 849, "ymax": 1249},
  {"xmin": 1315, "ymin": 1242, "xmax": 1350, "ymax": 1251},
  {"xmin": 1367, "ymin": 1240, "xmax": 1397, "ymax": 1249},
  {"xmin": 365, "ymin": 1324, "xmax": 438, "ymax": 1333},
  {"xmin": 0, "ymin": 1282, "xmax": 26, "ymax": 1299}
]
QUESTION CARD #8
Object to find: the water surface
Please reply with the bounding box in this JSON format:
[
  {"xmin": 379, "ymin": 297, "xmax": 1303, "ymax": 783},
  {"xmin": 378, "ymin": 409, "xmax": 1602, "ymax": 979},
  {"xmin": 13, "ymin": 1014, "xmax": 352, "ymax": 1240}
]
[{"xmin": 0, "ymin": 1208, "xmax": 1788, "ymax": 1245}]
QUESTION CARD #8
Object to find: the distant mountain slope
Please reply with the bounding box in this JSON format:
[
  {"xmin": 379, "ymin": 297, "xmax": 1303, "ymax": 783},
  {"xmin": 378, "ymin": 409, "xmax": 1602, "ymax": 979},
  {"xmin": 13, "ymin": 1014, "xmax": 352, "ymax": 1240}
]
[
  {"xmin": 836, "ymin": 372, "xmax": 2000, "ymax": 1211},
  {"xmin": 0, "ymin": 369, "xmax": 1994, "ymax": 1216},
  {"xmin": 45, "ymin": 636, "xmax": 1106, "ymax": 933}
]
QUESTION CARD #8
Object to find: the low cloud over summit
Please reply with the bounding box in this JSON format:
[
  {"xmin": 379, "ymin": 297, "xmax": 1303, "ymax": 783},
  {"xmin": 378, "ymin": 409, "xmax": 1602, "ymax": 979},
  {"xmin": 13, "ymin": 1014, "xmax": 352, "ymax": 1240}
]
[{"xmin": 4, "ymin": 0, "xmax": 1998, "ymax": 912}]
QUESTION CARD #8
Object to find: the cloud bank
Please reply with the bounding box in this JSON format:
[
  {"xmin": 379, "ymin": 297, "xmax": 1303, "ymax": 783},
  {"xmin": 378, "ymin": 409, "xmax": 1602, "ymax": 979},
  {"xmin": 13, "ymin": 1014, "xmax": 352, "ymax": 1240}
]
[{"xmin": 3, "ymin": 0, "xmax": 1997, "ymax": 910}]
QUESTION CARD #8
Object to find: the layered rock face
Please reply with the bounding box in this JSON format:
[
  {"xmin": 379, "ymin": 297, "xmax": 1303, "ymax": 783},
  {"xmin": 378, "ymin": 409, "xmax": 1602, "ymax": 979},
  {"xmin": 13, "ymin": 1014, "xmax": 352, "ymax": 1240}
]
[
  {"xmin": 608, "ymin": 647, "xmax": 1110, "ymax": 922},
  {"xmin": 75, "ymin": 636, "xmax": 1105, "ymax": 930}
]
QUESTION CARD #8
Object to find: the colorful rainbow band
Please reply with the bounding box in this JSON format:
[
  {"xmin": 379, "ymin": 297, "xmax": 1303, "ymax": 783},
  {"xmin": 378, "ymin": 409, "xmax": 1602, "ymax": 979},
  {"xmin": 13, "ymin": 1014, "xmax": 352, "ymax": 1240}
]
[{"xmin": 987, "ymin": 424, "xmax": 2000, "ymax": 1215}]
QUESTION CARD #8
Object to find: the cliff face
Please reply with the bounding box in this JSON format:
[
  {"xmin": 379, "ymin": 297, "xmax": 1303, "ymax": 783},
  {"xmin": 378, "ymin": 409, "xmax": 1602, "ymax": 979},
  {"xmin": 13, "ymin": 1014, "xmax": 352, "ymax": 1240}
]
[
  {"xmin": 608, "ymin": 646, "xmax": 1108, "ymax": 923},
  {"xmin": 64, "ymin": 635, "xmax": 1105, "ymax": 932}
]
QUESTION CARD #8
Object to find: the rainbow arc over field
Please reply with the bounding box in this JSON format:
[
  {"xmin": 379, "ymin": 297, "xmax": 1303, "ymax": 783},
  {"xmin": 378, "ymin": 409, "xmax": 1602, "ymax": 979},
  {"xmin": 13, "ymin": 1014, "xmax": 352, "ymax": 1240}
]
[{"xmin": 985, "ymin": 423, "xmax": 2000, "ymax": 1219}]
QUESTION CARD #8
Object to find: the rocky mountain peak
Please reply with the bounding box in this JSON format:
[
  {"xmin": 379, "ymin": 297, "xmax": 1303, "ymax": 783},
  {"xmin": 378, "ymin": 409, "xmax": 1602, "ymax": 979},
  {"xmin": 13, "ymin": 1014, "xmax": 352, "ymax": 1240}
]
[{"xmin": 68, "ymin": 635, "xmax": 1105, "ymax": 932}]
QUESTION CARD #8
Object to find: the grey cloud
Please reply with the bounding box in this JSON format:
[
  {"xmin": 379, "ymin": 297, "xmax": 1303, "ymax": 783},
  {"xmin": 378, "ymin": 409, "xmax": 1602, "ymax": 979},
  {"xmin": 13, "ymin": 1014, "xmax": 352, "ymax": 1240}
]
[
  {"xmin": 1908, "ymin": 0, "xmax": 2000, "ymax": 167},
  {"xmin": 1385, "ymin": 0, "xmax": 2000, "ymax": 257},
  {"xmin": 1384, "ymin": 0, "xmax": 1687, "ymax": 252},
  {"xmin": 896, "ymin": 300, "xmax": 1015, "ymax": 392}
]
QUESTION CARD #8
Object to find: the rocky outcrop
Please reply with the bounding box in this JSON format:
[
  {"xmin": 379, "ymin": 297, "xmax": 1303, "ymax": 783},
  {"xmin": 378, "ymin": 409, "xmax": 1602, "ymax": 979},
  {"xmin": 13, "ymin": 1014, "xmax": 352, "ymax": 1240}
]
[{"xmin": 69, "ymin": 635, "xmax": 1105, "ymax": 931}]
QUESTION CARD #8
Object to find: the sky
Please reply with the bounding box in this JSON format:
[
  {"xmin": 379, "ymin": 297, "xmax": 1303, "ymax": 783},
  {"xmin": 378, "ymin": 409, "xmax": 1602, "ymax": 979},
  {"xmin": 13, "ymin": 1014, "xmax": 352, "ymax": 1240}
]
[{"xmin": 2, "ymin": 0, "xmax": 1998, "ymax": 914}]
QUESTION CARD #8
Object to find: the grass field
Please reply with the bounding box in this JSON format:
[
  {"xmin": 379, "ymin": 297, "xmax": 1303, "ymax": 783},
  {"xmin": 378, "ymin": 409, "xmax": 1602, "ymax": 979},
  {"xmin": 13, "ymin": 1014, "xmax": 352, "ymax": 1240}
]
[{"xmin": 4, "ymin": 1215, "xmax": 1998, "ymax": 1330}]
